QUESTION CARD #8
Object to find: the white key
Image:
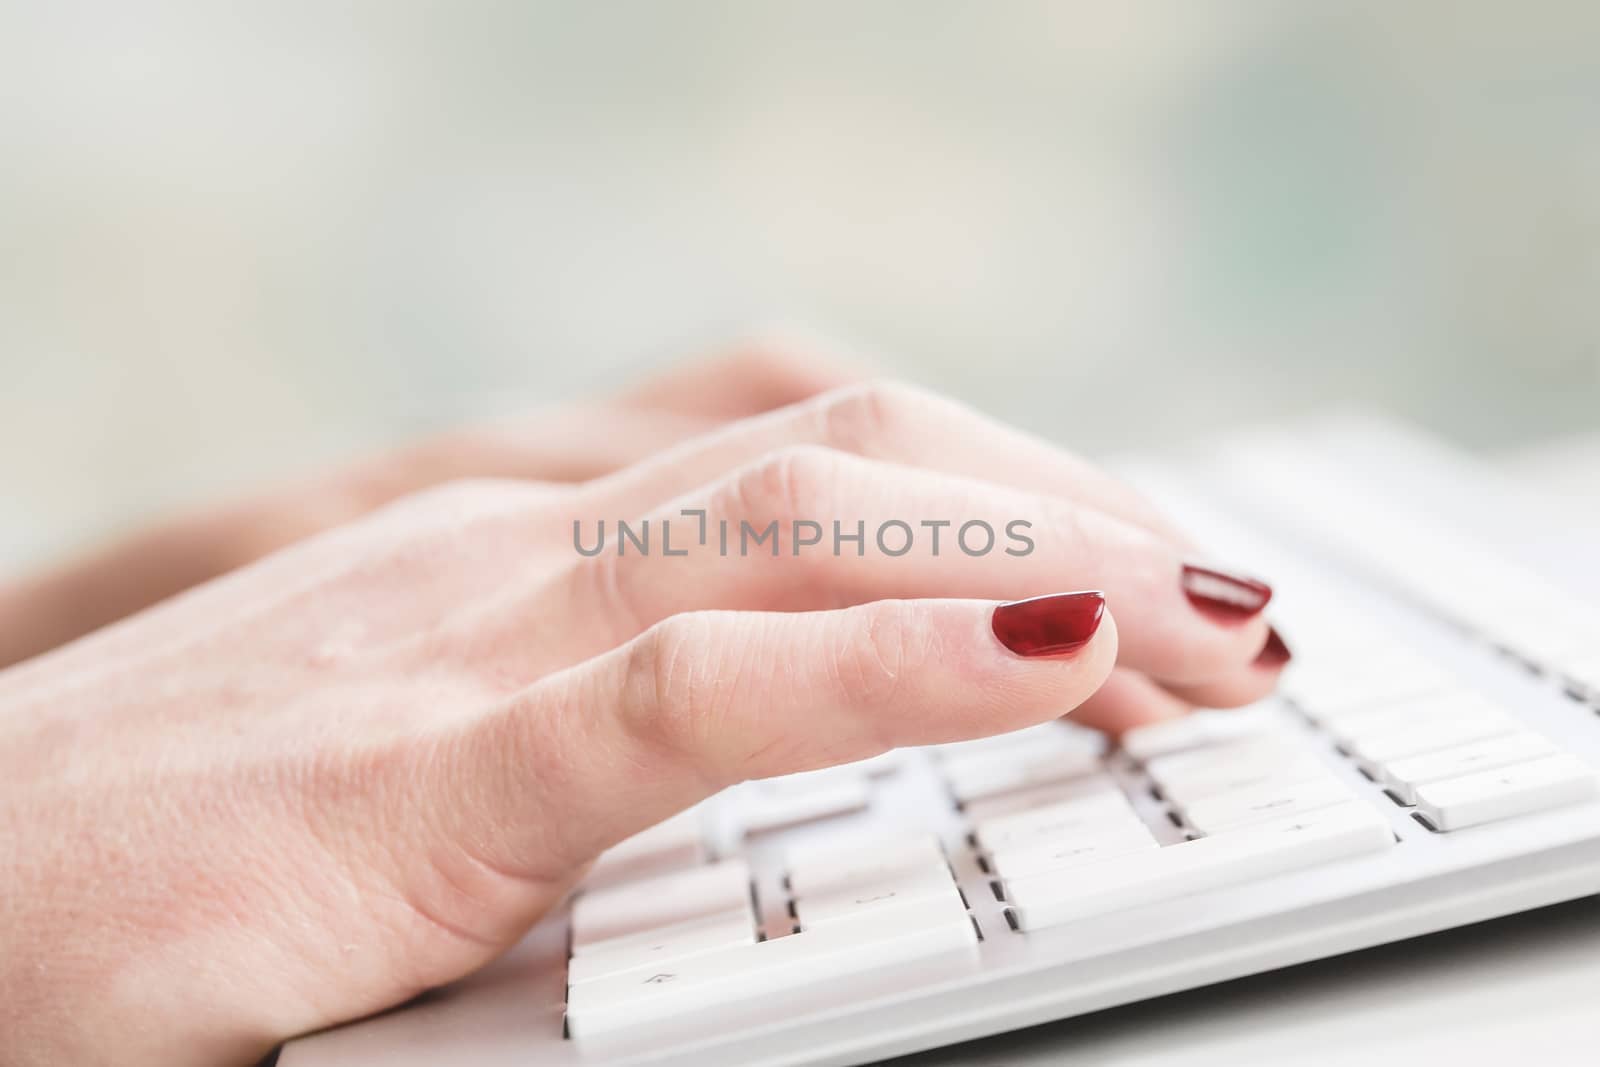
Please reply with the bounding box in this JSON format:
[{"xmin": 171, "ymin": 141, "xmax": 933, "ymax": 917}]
[
  {"xmin": 565, "ymin": 893, "xmax": 977, "ymax": 1039},
  {"xmin": 988, "ymin": 822, "xmax": 1158, "ymax": 881},
  {"xmin": 568, "ymin": 909, "xmax": 756, "ymax": 982},
  {"xmin": 971, "ymin": 792, "xmax": 1141, "ymax": 852},
  {"xmin": 1285, "ymin": 655, "xmax": 1452, "ymax": 720},
  {"xmin": 1414, "ymin": 755, "xmax": 1598, "ymax": 831},
  {"xmin": 1346, "ymin": 710, "xmax": 1519, "ymax": 767},
  {"xmin": 1006, "ymin": 802, "xmax": 1393, "ymax": 930},
  {"xmin": 1380, "ymin": 732, "xmax": 1560, "ymax": 804},
  {"xmin": 795, "ymin": 867, "xmax": 961, "ymax": 929},
  {"xmin": 960, "ymin": 772, "xmax": 1124, "ymax": 822},
  {"xmin": 942, "ymin": 746, "xmax": 1103, "ymax": 803},
  {"xmin": 966, "ymin": 796, "xmax": 1145, "ymax": 857},
  {"xmin": 584, "ymin": 809, "xmax": 705, "ymax": 888},
  {"xmin": 1120, "ymin": 706, "xmax": 1284, "ymax": 763},
  {"xmin": 571, "ymin": 859, "xmax": 751, "ymax": 948},
  {"xmin": 960, "ymin": 771, "xmax": 1126, "ymax": 831},
  {"xmin": 739, "ymin": 778, "xmax": 871, "ymax": 835},
  {"xmin": 1323, "ymin": 690, "xmax": 1504, "ymax": 743},
  {"xmin": 1179, "ymin": 775, "xmax": 1353, "ymax": 834},
  {"xmin": 1147, "ymin": 737, "xmax": 1318, "ymax": 796},
  {"xmin": 785, "ymin": 833, "xmax": 945, "ymax": 898},
  {"xmin": 1155, "ymin": 758, "xmax": 1329, "ymax": 805}
]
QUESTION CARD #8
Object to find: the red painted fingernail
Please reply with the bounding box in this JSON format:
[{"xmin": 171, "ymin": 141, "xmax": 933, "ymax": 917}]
[
  {"xmin": 1255, "ymin": 626, "xmax": 1293, "ymax": 668},
  {"xmin": 992, "ymin": 591, "xmax": 1106, "ymax": 657},
  {"xmin": 1181, "ymin": 563, "xmax": 1273, "ymax": 622}
]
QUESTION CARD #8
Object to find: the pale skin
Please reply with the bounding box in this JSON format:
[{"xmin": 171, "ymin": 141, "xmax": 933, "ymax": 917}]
[{"xmin": 0, "ymin": 347, "xmax": 1284, "ymax": 1065}]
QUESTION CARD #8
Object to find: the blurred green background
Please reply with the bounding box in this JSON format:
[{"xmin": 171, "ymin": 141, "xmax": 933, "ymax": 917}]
[{"xmin": 3, "ymin": 1, "xmax": 1597, "ymax": 566}]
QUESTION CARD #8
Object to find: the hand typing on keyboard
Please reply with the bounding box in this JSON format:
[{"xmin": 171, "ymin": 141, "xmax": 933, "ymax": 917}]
[{"xmin": 0, "ymin": 360, "xmax": 1287, "ymax": 1065}]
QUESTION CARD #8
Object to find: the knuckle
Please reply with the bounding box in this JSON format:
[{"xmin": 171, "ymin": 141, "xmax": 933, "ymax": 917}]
[
  {"xmin": 619, "ymin": 613, "xmax": 727, "ymax": 777},
  {"xmin": 815, "ymin": 380, "xmax": 941, "ymax": 456},
  {"xmin": 722, "ymin": 444, "xmax": 843, "ymax": 524}
]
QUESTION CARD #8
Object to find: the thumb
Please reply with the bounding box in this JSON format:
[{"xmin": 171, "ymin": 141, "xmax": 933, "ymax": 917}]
[{"xmin": 459, "ymin": 592, "xmax": 1116, "ymax": 879}]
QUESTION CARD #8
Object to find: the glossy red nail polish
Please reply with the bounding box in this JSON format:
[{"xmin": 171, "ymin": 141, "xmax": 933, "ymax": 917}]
[
  {"xmin": 992, "ymin": 591, "xmax": 1106, "ymax": 657},
  {"xmin": 1181, "ymin": 563, "xmax": 1273, "ymax": 622},
  {"xmin": 1255, "ymin": 626, "xmax": 1293, "ymax": 668}
]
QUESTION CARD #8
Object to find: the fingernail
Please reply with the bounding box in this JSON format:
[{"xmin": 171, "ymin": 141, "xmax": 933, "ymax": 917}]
[
  {"xmin": 1255, "ymin": 626, "xmax": 1293, "ymax": 668},
  {"xmin": 1181, "ymin": 563, "xmax": 1273, "ymax": 622},
  {"xmin": 992, "ymin": 591, "xmax": 1106, "ymax": 657}
]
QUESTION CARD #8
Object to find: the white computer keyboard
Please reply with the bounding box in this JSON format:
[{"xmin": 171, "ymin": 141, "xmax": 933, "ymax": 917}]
[{"xmin": 282, "ymin": 417, "xmax": 1600, "ymax": 1067}]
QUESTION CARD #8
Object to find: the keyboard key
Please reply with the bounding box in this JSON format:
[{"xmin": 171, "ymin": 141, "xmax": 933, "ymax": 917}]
[
  {"xmin": 1179, "ymin": 775, "xmax": 1354, "ymax": 834},
  {"xmin": 739, "ymin": 778, "xmax": 871, "ymax": 835},
  {"xmin": 1005, "ymin": 802, "xmax": 1393, "ymax": 930},
  {"xmin": 961, "ymin": 772, "xmax": 1125, "ymax": 823},
  {"xmin": 568, "ymin": 909, "xmax": 757, "ymax": 983},
  {"xmin": 941, "ymin": 746, "xmax": 1103, "ymax": 803},
  {"xmin": 571, "ymin": 859, "xmax": 751, "ymax": 949},
  {"xmin": 988, "ymin": 822, "xmax": 1158, "ymax": 881},
  {"xmin": 1283, "ymin": 653, "xmax": 1453, "ymax": 721},
  {"xmin": 785, "ymin": 833, "xmax": 945, "ymax": 898},
  {"xmin": 1152, "ymin": 742, "xmax": 1324, "ymax": 799},
  {"xmin": 971, "ymin": 791, "xmax": 1141, "ymax": 852},
  {"xmin": 1345, "ymin": 709, "xmax": 1518, "ymax": 767},
  {"xmin": 1147, "ymin": 737, "xmax": 1318, "ymax": 798},
  {"xmin": 1414, "ymin": 755, "xmax": 1598, "ymax": 831},
  {"xmin": 1323, "ymin": 691, "xmax": 1505, "ymax": 743},
  {"xmin": 566, "ymin": 893, "xmax": 977, "ymax": 1040},
  {"xmin": 1380, "ymin": 732, "xmax": 1559, "ymax": 804},
  {"xmin": 1120, "ymin": 706, "xmax": 1284, "ymax": 763},
  {"xmin": 1154, "ymin": 759, "xmax": 1329, "ymax": 805},
  {"xmin": 795, "ymin": 867, "xmax": 962, "ymax": 929},
  {"xmin": 584, "ymin": 808, "xmax": 706, "ymax": 889}
]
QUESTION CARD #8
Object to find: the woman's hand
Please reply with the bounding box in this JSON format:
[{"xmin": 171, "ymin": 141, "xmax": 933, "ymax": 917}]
[
  {"xmin": 0, "ymin": 341, "xmax": 858, "ymax": 668},
  {"xmin": 0, "ymin": 382, "xmax": 1285, "ymax": 1066}
]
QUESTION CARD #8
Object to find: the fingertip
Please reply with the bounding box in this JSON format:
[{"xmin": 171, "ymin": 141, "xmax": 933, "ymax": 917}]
[
  {"xmin": 1254, "ymin": 625, "xmax": 1293, "ymax": 670},
  {"xmin": 990, "ymin": 590, "xmax": 1108, "ymax": 659}
]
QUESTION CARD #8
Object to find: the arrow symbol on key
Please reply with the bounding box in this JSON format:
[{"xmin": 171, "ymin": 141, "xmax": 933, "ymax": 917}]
[{"xmin": 643, "ymin": 973, "xmax": 676, "ymax": 984}]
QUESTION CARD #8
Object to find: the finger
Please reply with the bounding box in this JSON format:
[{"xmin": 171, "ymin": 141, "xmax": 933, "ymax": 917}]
[
  {"xmin": 614, "ymin": 335, "xmax": 865, "ymax": 420},
  {"xmin": 380, "ymin": 405, "xmax": 723, "ymax": 489},
  {"xmin": 581, "ymin": 381, "xmax": 1191, "ymax": 547},
  {"xmin": 1161, "ymin": 624, "xmax": 1292, "ymax": 708},
  {"xmin": 552, "ymin": 447, "xmax": 1270, "ymax": 686},
  {"xmin": 461, "ymin": 593, "xmax": 1117, "ymax": 873},
  {"xmin": 1070, "ymin": 668, "xmax": 1194, "ymax": 736}
]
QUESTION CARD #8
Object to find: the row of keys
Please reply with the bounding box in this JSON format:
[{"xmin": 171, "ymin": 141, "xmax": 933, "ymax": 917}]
[
  {"xmin": 961, "ymin": 715, "xmax": 1396, "ymax": 930},
  {"xmin": 1323, "ymin": 684, "xmax": 1600, "ymax": 831},
  {"xmin": 1004, "ymin": 801, "xmax": 1392, "ymax": 929},
  {"xmin": 1134, "ymin": 679, "xmax": 1599, "ymax": 833},
  {"xmin": 566, "ymin": 834, "xmax": 976, "ymax": 1041},
  {"xmin": 566, "ymin": 891, "xmax": 975, "ymax": 1041}
]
